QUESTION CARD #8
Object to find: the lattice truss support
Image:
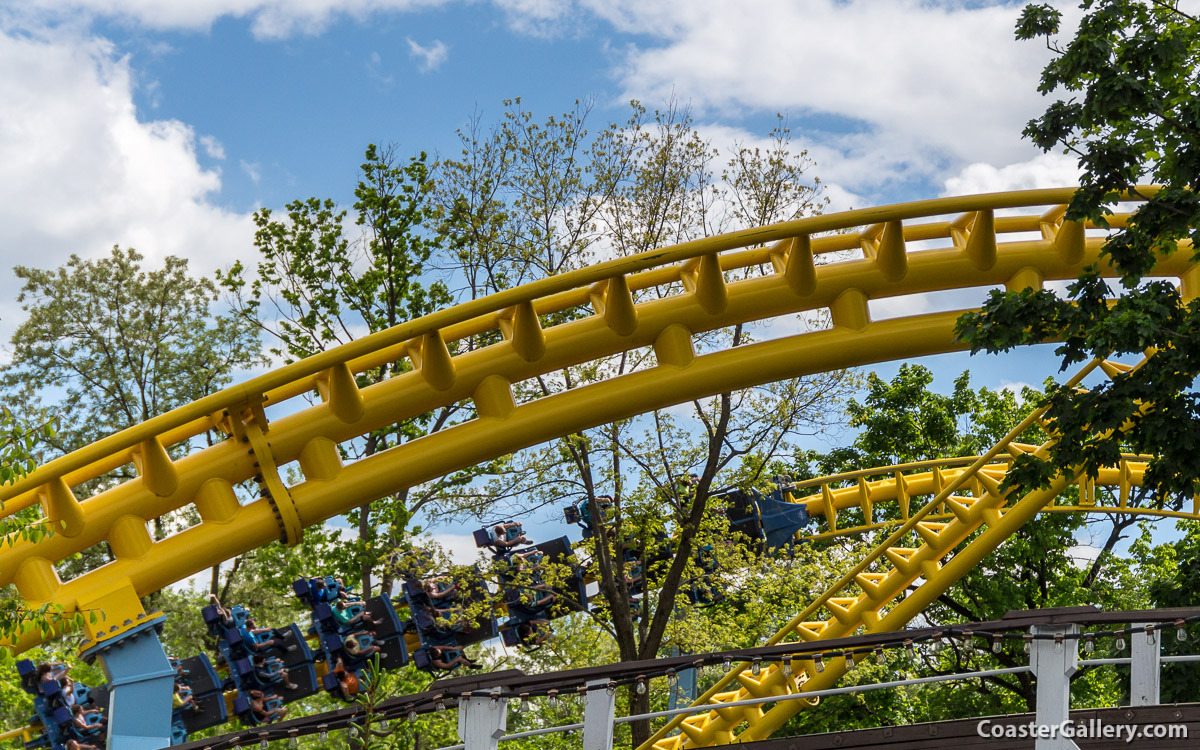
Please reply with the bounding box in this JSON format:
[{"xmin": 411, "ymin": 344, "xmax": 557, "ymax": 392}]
[
  {"xmin": 0, "ymin": 189, "xmax": 1195, "ymax": 661},
  {"xmin": 646, "ymin": 355, "xmax": 1165, "ymax": 748},
  {"xmin": 790, "ymin": 447, "xmax": 1197, "ymax": 545}
]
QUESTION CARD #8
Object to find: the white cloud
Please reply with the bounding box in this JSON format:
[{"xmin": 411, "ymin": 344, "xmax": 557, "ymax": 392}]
[
  {"xmin": 1000, "ymin": 380, "xmax": 1035, "ymax": 393},
  {"xmin": 406, "ymin": 37, "xmax": 448, "ymax": 72},
  {"xmin": 0, "ymin": 26, "xmax": 254, "ymax": 343},
  {"xmin": 1067, "ymin": 543, "xmax": 1101, "ymax": 569},
  {"xmin": 999, "ymin": 380, "xmax": 1036, "ymax": 404},
  {"xmin": 942, "ymin": 152, "xmax": 1082, "ymax": 196},
  {"xmin": 429, "ymin": 531, "xmax": 486, "ymax": 565},
  {"xmin": 5, "ymin": 0, "xmax": 1082, "ymax": 204},
  {"xmin": 366, "ymin": 50, "xmax": 394, "ymax": 85},
  {"xmin": 569, "ymin": 0, "xmax": 1079, "ymax": 198},
  {"xmin": 240, "ymin": 158, "xmax": 262, "ymax": 183},
  {"xmin": 199, "ymin": 134, "xmax": 226, "ymax": 160},
  {"xmin": 491, "ymin": 0, "xmax": 573, "ymax": 36},
  {"xmin": 692, "ymin": 122, "xmax": 865, "ymax": 222}
]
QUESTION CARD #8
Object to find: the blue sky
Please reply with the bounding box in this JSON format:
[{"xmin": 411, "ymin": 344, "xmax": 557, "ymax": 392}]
[
  {"xmin": 0, "ymin": 0, "xmax": 1084, "ymax": 373},
  {"xmin": 2, "ymin": 1, "xmax": 1146, "ymax": 562}
]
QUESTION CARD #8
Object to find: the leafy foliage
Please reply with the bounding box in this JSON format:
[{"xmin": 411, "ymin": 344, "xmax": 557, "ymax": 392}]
[
  {"xmin": 431, "ymin": 99, "xmax": 846, "ymax": 745},
  {"xmin": 4, "ymin": 247, "xmax": 262, "ymax": 452},
  {"xmin": 957, "ymin": 0, "xmax": 1200, "ymax": 503},
  {"xmin": 0, "ymin": 410, "xmax": 87, "ymax": 668},
  {"xmin": 220, "ymin": 145, "xmax": 479, "ymax": 598}
]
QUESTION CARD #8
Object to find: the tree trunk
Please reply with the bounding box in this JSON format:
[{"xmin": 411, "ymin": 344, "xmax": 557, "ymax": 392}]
[
  {"xmin": 359, "ymin": 433, "xmax": 382, "ymax": 596},
  {"xmin": 359, "ymin": 500, "xmax": 373, "ymax": 596}
]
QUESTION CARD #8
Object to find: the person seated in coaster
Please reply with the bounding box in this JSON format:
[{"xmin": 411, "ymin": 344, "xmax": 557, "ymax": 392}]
[
  {"xmin": 247, "ymin": 690, "xmax": 287, "ymax": 723},
  {"xmin": 330, "ymin": 657, "xmax": 361, "ymax": 700},
  {"xmin": 510, "ymin": 548, "xmax": 544, "ymax": 569},
  {"xmin": 66, "ymin": 739, "xmax": 100, "ymax": 750},
  {"xmin": 208, "ymin": 594, "xmax": 238, "ymax": 629},
  {"xmin": 579, "ymin": 495, "xmax": 614, "ymax": 537},
  {"xmin": 332, "ymin": 600, "xmax": 373, "ymax": 630},
  {"xmin": 390, "ymin": 549, "xmax": 434, "ymax": 582},
  {"xmin": 241, "ymin": 618, "xmax": 284, "ymax": 651},
  {"xmin": 520, "ymin": 583, "xmax": 557, "ymax": 611},
  {"xmin": 343, "ymin": 631, "xmax": 381, "ymax": 660},
  {"xmin": 312, "ymin": 576, "xmax": 353, "ymax": 603},
  {"xmin": 37, "ymin": 663, "xmax": 75, "ymax": 706},
  {"xmin": 430, "ymin": 603, "xmax": 469, "ymax": 634},
  {"xmin": 171, "ymin": 682, "xmax": 197, "ymax": 712},
  {"xmin": 252, "ymin": 655, "xmax": 299, "ymax": 690},
  {"xmin": 624, "ymin": 561, "xmax": 644, "ymax": 590},
  {"xmin": 490, "ymin": 522, "xmax": 527, "ymax": 549},
  {"xmin": 37, "ymin": 662, "xmax": 70, "ymax": 685},
  {"xmin": 332, "ymin": 577, "xmax": 353, "ymax": 600},
  {"xmin": 516, "ymin": 619, "xmax": 553, "ymax": 648},
  {"xmin": 70, "ymin": 705, "xmax": 104, "ymax": 736},
  {"xmin": 429, "ymin": 646, "xmax": 477, "ymax": 671},
  {"xmin": 423, "ymin": 577, "xmax": 459, "ymax": 606},
  {"xmin": 689, "ymin": 580, "xmax": 722, "ymax": 606}
]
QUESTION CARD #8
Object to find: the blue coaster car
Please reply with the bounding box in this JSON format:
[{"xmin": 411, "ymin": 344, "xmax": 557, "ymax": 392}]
[
  {"xmin": 175, "ymin": 654, "xmax": 228, "ymax": 736},
  {"xmin": 564, "ymin": 496, "xmax": 615, "ymax": 539},
  {"xmin": 400, "ymin": 572, "xmax": 497, "ymax": 673},
  {"xmin": 498, "ymin": 536, "xmax": 588, "ymax": 649},
  {"xmin": 294, "ymin": 575, "xmax": 407, "ymax": 701},
  {"xmin": 232, "ymin": 692, "xmax": 286, "ymax": 727},
  {"xmin": 717, "ymin": 486, "xmax": 810, "ymax": 552},
  {"xmin": 15, "ymin": 660, "xmax": 108, "ymax": 750},
  {"xmin": 473, "ymin": 522, "xmax": 527, "ymax": 554},
  {"xmin": 203, "ymin": 600, "xmax": 318, "ymax": 727},
  {"xmin": 292, "ymin": 575, "xmax": 354, "ymax": 605}
]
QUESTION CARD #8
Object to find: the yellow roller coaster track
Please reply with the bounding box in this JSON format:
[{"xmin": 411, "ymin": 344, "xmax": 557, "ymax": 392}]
[
  {"xmin": 0, "ymin": 189, "xmax": 1195, "ymax": 732},
  {"xmin": 789, "ymin": 449, "xmax": 1196, "ymax": 544},
  {"xmin": 645, "ymin": 353, "xmax": 1168, "ymax": 748}
]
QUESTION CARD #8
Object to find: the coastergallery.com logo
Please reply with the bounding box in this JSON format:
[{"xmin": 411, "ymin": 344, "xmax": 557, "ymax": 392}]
[{"xmin": 977, "ymin": 718, "xmax": 1187, "ymax": 743}]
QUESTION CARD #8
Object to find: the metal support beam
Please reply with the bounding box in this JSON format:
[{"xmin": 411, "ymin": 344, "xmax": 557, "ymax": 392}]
[
  {"xmin": 458, "ymin": 690, "xmax": 507, "ymax": 750},
  {"xmin": 583, "ymin": 679, "xmax": 616, "ymax": 750},
  {"xmin": 1130, "ymin": 623, "xmax": 1161, "ymax": 706},
  {"xmin": 1029, "ymin": 624, "xmax": 1080, "ymax": 750},
  {"xmin": 82, "ymin": 617, "xmax": 176, "ymax": 750}
]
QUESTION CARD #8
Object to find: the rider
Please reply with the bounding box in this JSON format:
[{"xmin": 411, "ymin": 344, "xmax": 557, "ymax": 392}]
[
  {"xmin": 246, "ymin": 690, "xmax": 287, "ymax": 723},
  {"xmin": 490, "ymin": 522, "xmax": 527, "ymax": 549}
]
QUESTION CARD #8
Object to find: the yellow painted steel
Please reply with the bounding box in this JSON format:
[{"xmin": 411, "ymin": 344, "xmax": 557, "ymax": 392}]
[
  {"xmin": 788, "ymin": 452, "xmax": 1195, "ymax": 543},
  {"xmin": 645, "ymin": 356, "xmax": 1148, "ymax": 748},
  {"xmin": 0, "ymin": 189, "xmax": 1193, "ymax": 672},
  {"xmin": 0, "ymin": 727, "xmax": 35, "ymax": 744}
]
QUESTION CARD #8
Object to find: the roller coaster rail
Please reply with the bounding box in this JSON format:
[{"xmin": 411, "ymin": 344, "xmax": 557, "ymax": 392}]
[
  {"xmin": 5, "ymin": 186, "xmax": 1197, "ymax": 653},
  {"xmin": 789, "ymin": 450, "xmax": 1191, "ymax": 542},
  {"xmin": 3, "ymin": 186, "xmax": 1199, "ymax": 750}
]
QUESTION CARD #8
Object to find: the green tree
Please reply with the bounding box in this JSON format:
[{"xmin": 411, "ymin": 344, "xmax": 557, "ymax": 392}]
[
  {"xmin": 5, "ymin": 248, "xmax": 261, "ymax": 450},
  {"xmin": 956, "ymin": 0, "xmax": 1200, "ymax": 506},
  {"xmin": 220, "ymin": 144, "xmax": 463, "ymax": 598},
  {"xmin": 1, "ymin": 247, "xmax": 263, "ymax": 580},
  {"xmin": 434, "ymin": 99, "xmax": 851, "ymax": 745},
  {"xmin": 1145, "ymin": 522, "xmax": 1200, "ymax": 702}
]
